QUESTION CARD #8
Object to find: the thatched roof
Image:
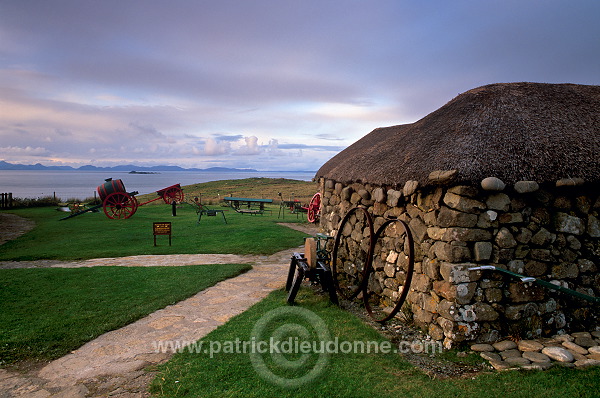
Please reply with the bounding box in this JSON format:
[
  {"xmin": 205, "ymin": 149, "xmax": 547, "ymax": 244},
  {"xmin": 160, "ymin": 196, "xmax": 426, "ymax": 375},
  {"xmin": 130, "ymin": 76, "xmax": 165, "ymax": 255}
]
[{"xmin": 316, "ymin": 82, "xmax": 600, "ymax": 187}]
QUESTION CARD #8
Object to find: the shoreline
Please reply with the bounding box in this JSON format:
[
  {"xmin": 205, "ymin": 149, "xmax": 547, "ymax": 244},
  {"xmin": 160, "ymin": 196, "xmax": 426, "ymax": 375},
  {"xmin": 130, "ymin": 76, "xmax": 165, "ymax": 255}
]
[{"xmin": 0, "ymin": 170, "xmax": 315, "ymax": 200}]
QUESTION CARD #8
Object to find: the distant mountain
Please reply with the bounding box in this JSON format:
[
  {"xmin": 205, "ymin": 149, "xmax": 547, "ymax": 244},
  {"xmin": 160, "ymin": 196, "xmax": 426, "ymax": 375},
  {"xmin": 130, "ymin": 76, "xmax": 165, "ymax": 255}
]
[
  {"xmin": 0, "ymin": 161, "xmax": 73, "ymax": 170},
  {"xmin": 202, "ymin": 167, "xmax": 257, "ymax": 172},
  {"xmin": 0, "ymin": 161, "xmax": 258, "ymax": 173}
]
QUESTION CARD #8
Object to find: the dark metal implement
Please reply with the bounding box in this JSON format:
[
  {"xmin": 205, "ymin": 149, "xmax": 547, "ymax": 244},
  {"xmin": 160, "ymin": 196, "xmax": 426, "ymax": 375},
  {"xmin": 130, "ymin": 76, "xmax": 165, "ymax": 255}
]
[{"xmin": 469, "ymin": 265, "xmax": 600, "ymax": 304}]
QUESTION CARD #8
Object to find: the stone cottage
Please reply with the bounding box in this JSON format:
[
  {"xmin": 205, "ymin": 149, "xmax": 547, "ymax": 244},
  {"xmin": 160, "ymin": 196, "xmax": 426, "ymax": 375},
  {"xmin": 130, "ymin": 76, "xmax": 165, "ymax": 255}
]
[{"xmin": 315, "ymin": 82, "xmax": 600, "ymax": 347}]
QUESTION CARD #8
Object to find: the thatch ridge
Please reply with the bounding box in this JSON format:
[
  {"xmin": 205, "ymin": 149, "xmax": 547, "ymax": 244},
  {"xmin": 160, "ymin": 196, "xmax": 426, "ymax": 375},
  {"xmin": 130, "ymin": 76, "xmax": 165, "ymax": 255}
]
[{"xmin": 316, "ymin": 82, "xmax": 600, "ymax": 187}]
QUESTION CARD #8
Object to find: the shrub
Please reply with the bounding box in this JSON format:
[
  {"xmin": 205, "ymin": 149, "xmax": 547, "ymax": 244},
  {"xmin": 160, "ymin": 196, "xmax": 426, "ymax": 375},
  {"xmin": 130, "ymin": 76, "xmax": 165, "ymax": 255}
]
[{"xmin": 12, "ymin": 196, "xmax": 61, "ymax": 208}]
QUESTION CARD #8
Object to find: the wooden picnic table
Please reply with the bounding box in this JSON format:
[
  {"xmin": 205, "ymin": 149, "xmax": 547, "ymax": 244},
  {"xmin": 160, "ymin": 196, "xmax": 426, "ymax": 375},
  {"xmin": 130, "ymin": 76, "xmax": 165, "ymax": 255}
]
[{"xmin": 224, "ymin": 197, "xmax": 273, "ymax": 214}]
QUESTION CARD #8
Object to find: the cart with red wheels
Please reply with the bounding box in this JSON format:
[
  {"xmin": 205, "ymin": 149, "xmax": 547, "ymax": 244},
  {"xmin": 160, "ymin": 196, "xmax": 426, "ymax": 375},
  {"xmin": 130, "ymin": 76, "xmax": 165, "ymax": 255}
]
[
  {"xmin": 99, "ymin": 179, "xmax": 184, "ymax": 219},
  {"xmin": 60, "ymin": 178, "xmax": 184, "ymax": 220},
  {"xmin": 102, "ymin": 191, "xmax": 139, "ymax": 219},
  {"xmin": 305, "ymin": 192, "xmax": 321, "ymax": 223},
  {"xmin": 156, "ymin": 184, "xmax": 185, "ymax": 204}
]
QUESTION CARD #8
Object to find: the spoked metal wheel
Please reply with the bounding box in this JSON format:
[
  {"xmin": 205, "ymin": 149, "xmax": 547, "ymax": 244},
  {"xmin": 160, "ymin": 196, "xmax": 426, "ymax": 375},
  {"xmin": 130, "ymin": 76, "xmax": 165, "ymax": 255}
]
[
  {"xmin": 162, "ymin": 186, "xmax": 184, "ymax": 204},
  {"xmin": 306, "ymin": 192, "xmax": 321, "ymax": 223},
  {"xmin": 363, "ymin": 218, "xmax": 414, "ymax": 323},
  {"xmin": 103, "ymin": 192, "xmax": 138, "ymax": 219},
  {"xmin": 331, "ymin": 207, "xmax": 374, "ymax": 300},
  {"xmin": 285, "ymin": 257, "xmax": 298, "ymax": 292},
  {"xmin": 286, "ymin": 267, "xmax": 305, "ymax": 305}
]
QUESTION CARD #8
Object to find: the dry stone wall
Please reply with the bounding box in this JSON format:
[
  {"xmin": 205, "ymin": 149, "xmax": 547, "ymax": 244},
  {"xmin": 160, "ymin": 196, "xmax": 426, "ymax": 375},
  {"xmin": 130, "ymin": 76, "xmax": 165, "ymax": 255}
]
[{"xmin": 319, "ymin": 176, "xmax": 600, "ymax": 348}]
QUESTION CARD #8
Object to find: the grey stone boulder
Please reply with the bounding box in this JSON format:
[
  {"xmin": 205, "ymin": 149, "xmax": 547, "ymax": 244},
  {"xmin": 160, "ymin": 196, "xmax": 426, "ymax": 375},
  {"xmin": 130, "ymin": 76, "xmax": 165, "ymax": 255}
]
[
  {"xmin": 542, "ymin": 346, "xmax": 574, "ymax": 362},
  {"xmin": 481, "ymin": 177, "xmax": 506, "ymax": 191},
  {"xmin": 514, "ymin": 180, "xmax": 539, "ymax": 193}
]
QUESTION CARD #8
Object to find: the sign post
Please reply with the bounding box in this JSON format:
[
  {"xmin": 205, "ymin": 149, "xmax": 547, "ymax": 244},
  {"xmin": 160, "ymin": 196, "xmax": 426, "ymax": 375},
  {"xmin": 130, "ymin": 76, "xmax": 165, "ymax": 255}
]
[{"xmin": 153, "ymin": 222, "xmax": 172, "ymax": 246}]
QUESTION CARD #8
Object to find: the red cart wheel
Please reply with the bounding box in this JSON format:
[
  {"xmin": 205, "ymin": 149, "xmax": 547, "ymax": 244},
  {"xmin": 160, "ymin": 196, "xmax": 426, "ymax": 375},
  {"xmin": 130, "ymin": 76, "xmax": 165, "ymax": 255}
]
[
  {"xmin": 162, "ymin": 186, "xmax": 184, "ymax": 204},
  {"xmin": 103, "ymin": 192, "xmax": 138, "ymax": 219},
  {"xmin": 306, "ymin": 192, "xmax": 321, "ymax": 223}
]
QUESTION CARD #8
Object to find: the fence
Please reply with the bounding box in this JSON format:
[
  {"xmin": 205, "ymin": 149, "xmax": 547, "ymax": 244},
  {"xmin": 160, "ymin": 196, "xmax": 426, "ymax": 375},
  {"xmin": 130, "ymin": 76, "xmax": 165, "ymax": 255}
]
[{"xmin": 1, "ymin": 193, "xmax": 13, "ymax": 209}]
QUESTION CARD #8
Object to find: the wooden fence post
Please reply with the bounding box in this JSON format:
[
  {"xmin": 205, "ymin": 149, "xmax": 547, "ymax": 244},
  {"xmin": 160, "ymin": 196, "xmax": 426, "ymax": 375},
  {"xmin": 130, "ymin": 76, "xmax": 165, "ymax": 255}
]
[{"xmin": 1, "ymin": 193, "xmax": 13, "ymax": 209}]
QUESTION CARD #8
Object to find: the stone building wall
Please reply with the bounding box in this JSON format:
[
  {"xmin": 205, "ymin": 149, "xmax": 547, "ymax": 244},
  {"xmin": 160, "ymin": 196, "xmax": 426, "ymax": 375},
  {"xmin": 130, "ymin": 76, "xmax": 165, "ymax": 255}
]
[{"xmin": 318, "ymin": 174, "xmax": 600, "ymax": 348}]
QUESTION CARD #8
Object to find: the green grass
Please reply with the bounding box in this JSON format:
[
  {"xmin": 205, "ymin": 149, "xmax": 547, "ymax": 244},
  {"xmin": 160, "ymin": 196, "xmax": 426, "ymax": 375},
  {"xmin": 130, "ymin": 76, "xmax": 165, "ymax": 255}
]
[
  {"xmin": 151, "ymin": 288, "xmax": 599, "ymax": 398},
  {"xmin": 0, "ymin": 204, "xmax": 309, "ymax": 261},
  {"xmin": 0, "ymin": 178, "xmax": 314, "ymax": 367},
  {"xmin": 138, "ymin": 177, "xmax": 319, "ymax": 206},
  {"xmin": 0, "ymin": 264, "xmax": 251, "ymax": 366}
]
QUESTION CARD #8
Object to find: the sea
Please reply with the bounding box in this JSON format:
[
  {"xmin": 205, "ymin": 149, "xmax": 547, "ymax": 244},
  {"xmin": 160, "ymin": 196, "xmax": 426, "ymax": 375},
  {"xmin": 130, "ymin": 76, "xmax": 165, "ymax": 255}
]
[{"xmin": 0, "ymin": 170, "xmax": 316, "ymax": 200}]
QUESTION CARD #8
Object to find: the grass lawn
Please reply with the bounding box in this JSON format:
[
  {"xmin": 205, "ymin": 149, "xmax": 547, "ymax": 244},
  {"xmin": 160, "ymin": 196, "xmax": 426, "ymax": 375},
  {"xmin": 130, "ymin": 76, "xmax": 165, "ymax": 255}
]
[
  {"xmin": 139, "ymin": 177, "xmax": 319, "ymax": 206},
  {"xmin": 150, "ymin": 287, "xmax": 599, "ymax": 398},
  {"xmin": 0, "ymin": 178, "xmax": 314, "ymax": 367},
  {"xmin": 0, "ymin": 264, "xmax": 251, "ymax": 366},
  {"xmin": 0, "ymin": 203, "xmax": 310, "ymax": 261}
]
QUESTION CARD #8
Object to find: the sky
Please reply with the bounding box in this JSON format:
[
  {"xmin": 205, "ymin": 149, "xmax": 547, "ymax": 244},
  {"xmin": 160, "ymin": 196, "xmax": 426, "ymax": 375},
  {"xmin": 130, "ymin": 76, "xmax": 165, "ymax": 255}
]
[{"xmin": 1, "ymin": 1, "xmax": 599, "ymax": 171}]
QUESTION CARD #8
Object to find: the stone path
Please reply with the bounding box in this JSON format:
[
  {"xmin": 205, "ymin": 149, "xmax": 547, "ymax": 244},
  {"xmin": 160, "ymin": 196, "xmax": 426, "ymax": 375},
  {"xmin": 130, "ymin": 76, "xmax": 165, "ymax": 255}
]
[
  {"xmin": 471, "ymin": 331, "xmax": 600, "ymax": 370},
  {"xmin": 0, "ymin": 253, "xmax": 263, "ymax": 270},
  {"xmin": 0, "ymin": 222, "xmax": 318, "ymax": 397},
  {"xmin": 0, "ymin": 249, "xmax": 298, "ymax": 397}
]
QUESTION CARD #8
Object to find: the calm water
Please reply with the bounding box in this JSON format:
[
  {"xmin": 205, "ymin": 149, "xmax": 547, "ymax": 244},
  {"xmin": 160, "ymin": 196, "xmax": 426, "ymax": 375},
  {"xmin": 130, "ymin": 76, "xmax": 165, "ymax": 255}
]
[{"xmin": 0, "ymin": 170, "xmax": 316, "ymax": 199}]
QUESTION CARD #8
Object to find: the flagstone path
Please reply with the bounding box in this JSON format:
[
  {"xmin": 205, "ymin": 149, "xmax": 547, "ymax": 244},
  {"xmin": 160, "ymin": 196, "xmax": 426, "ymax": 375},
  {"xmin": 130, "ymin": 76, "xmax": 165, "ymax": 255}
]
[{"xmin": 0, "ymin": 221, "xmax": 317, "ymax": 397}]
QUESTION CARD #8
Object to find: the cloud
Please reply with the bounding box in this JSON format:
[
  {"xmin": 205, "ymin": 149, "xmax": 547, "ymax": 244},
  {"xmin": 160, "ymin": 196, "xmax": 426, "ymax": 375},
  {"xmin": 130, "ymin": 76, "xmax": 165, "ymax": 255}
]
[
  {"xmin": 212, "ymin": 134, "xmax": 244, "ymax": 142},
  {"xmin": 314, "ymin": 134, "xmax": 345, "ymax": 141},
  {"xmin": 235, "ymin": 136, "xmax": 261, "ymax": 156},
  {"xmin": 0, "ymin": 145, "xmax": 51, "ymax": 163},
  {"xmin": 267, "ymin": 139, "xmax": 283, "ymax": 156},
  {"xmin": 276, "ymin": 143, "xmax": 345, "ymax": 152},
  {"xmin": 128, "ymin": 122, "xmax": 167, "ymax": 139},
  {"xmin": 0, "ymin": 1, "xmax": 598, "ymax": 172},
  {"xmin": 0, "ymin": 146, "xmax": 48, "ymax": 156},
  {"xmin": 203, "ymin": 137, "xmax": 231, "ymax": 156}
]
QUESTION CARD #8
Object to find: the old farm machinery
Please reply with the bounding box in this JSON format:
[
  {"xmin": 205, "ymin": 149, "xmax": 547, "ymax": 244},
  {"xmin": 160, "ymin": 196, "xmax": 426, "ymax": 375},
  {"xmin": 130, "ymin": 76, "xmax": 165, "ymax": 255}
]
[
  {"xmin": 305, "ymin": 192, "xmax": 321, "ymax": 223},
  {"xmin": 278, "ymin": 192, "xmax": 322, "ymax": 223},
  {"xmin": 286, "ymin": 207, "xmax": 415, "ymax": 323},
  {"xmin": 60, "ymin": 178, "xmax": 184, "ymax": 220}
]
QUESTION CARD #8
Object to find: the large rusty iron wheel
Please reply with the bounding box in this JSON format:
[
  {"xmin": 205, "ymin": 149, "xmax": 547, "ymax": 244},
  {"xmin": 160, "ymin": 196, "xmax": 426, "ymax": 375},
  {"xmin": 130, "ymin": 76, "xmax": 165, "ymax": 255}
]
[
  {"xmin": 363, "ymin": 218, "xmax": 414, "ymax": 323},
  {"xmin": 103, "ymin": 192, "xmax": 138, "ymax": 219},
  {"xmin": 162, "ymin": 186, "xmax": 184, "ymax": 204},
  {"xmin": 285, "ymin": 258, "xmax": 297, "ymax": 292},
  {"xmin": 306, "ymin": 192, "xmax": 321, "ymax": 223},
  {"xmin": 331, "ymin": 207, "xmax": 374, "ymax": 300},
  {"xmin": 286, "ymin": 266, "xmax": 305, "ymax": 305}
]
